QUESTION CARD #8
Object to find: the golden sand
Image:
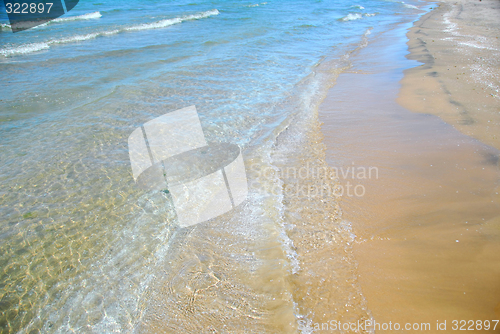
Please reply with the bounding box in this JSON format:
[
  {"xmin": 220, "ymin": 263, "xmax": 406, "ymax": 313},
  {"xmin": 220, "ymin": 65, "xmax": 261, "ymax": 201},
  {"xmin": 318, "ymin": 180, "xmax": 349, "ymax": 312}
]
[
  {"xmin": 398, "ymin": 0, "xmax": 500, "ymax": 150},
  {"xmin": 319, "ymin": 2, "xmax": 500, "ymax": 331}
]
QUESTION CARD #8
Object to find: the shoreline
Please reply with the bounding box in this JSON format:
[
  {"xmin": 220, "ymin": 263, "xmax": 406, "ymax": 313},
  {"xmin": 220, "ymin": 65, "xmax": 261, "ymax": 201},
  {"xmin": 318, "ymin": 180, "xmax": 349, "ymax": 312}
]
[
  {"xmin": 319, "ymin": 1, "xmax": 500, "ymax": 330},
  {"xmin": 1, "ymin": 1, "xmax": 497, "ymax": 332},
  {"xmin": 398, "ymin": 0, "xmax": 500, "ymax": 151}
]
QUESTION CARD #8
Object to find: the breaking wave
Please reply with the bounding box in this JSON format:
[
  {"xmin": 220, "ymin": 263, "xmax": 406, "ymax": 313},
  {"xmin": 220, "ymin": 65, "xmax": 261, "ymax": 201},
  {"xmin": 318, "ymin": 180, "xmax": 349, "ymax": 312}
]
[
  {"xmin": 401, "ymin": 2, "xmax": 418, "ymax": 9},
  {"xmin": 0, "ymin": 11, "xmax": 102, "ymax": 31},
  {"xmin": 0, "ymin": 10, "xmax": 219, "ymax": 56},
  {"xmin": 339, "ymin": 12, "xmax": 377, "ymax": 22}
]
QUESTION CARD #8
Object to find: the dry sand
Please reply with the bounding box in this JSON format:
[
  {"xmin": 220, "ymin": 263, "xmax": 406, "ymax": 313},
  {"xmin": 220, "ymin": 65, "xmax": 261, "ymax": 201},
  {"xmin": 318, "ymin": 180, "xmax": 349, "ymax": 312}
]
[
  {"xmin": 319, "ymin": 1, "xmax": 500, "ymax": 332},
  {"xmin": 398, "ymin": 0, "xmax": 500, "ymax": 150}
]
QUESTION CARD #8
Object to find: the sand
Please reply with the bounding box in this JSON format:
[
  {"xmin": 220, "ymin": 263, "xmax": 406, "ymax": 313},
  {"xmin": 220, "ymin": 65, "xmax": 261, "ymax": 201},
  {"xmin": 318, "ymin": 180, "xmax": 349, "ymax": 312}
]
[
  {"xmin": 319, "ymin": 1, "xmax": 500, "ymax": 332},
  {"xmin": 398, "ymin": 0, "xmax": 500, "ymax": 150}
]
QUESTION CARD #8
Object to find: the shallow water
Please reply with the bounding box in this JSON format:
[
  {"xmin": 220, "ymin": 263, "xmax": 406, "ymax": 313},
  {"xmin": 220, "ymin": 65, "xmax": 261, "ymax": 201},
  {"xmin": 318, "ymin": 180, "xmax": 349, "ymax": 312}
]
[{"xmin": 0, "ymin": 0, "xmax": 425, "ymax": 332}]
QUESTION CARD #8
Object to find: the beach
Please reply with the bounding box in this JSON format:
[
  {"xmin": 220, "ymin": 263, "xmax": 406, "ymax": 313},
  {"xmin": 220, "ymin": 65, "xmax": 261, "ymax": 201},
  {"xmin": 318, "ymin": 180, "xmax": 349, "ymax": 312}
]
[
  {"xmin": 319, "ymin": 0, "xmax": 500, "ymax": 331},
  {"xmin": 399, "ymin": 0, "xmax": 500, "ymax": 150},
  {"xmin": 0, "ymin": 0, "xmax": 499, "ymax": 332}
]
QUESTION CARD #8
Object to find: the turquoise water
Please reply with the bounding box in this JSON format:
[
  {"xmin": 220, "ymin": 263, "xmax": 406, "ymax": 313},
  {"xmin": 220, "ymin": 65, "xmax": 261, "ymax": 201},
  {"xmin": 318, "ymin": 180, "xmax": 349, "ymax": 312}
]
[{"xmin": 0, "ymin": 0, "xmax": 424, "ymax": 332}]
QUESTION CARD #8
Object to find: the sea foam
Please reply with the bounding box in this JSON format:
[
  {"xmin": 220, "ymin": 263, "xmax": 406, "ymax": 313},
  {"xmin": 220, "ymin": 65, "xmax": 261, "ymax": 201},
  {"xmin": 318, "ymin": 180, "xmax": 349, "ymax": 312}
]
[
  {"xmin": 247, "ymin": 2, "xmax": 267, "ymax": 7},
  {"xmin": 0, "ymin": 11, "xmax": 102, "ymax": 31},
  {"xmin": 401, "ymin": 2, "xmax": 418, "ymax": 9},
  {"xmin": 340, "ymin": 13, "xmax": 363, "ymax": 21},
  {"xmin": 126, "ymin": 9, "xmax": 219, "ymax": 31},
  {"xmin": 0, "ymin": 10, "xmax": 219, "ymax": 56},
  {"xmin": 53, "ymin": 11, "xmax": 103, "ymax": 23}
]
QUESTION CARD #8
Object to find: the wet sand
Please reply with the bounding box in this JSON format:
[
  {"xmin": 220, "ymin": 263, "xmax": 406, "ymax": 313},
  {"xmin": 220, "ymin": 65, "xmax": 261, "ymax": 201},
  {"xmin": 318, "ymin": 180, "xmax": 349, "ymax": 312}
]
[{"xmin": 319, "ymin": 4, "xmax": 500, "ymax": 332}]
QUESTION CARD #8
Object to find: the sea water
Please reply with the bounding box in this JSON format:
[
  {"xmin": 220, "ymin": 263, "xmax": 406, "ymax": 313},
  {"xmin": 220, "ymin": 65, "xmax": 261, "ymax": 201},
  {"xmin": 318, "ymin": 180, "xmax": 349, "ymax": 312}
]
[{"xmin": 0, "ymin": 0, "xmax": 424, "ymax": 332}]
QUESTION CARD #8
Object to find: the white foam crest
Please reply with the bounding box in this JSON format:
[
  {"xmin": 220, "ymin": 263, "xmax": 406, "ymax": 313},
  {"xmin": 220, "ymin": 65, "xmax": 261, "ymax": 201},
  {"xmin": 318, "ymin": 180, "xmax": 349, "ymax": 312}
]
[
  {"xmin": 340, "ymin": 13, "xmax": 363, "ymax": 21},
  {"xmin": 1, "ymin": 21, "xmax": 39, "ymax": 30},
  {"xmin": 0, "ymin": 42, "xmax": 49, "ymax": 56},
  {"xmin": 183, "ymin": 9, "xmax": 220, "ymax": 20},
  {"xmin": 0, "ymin": 11, "xmax": 102, "ymax": 31},
  {"xmin": 0, "ymin": 30, "xmax": 120, "ymax": 56},
  {"xmin": 401, "ymin": 2, "xmax": 418, "ymax": 9},
  {"xmin": 352, "ymin": 5, "xmax": 365, "ymax": 10},
  {"xmin": 54, "ymin": 31, "xmax": 114, "ymax": 44},
  {"xmin": 53, "ymin": 11, "xmax": 102, "ymax": 23},
  {"xmin": 247, "ymin": 2, "xmax": 267, "ymax": 7},
  {"xmin": 0, "ymin": 10, "xmax": 219, "ymax": 56},
  {"xmin": 364, "ymin": 13, "xmax": 376, "ymax": 17},
  {"xmin": 125, "ymin": 18, "xmax": 182, "ymax": 31},
  {"xmin": 125, "ymin": 9, "xmax": 219, "ymax": 31}
]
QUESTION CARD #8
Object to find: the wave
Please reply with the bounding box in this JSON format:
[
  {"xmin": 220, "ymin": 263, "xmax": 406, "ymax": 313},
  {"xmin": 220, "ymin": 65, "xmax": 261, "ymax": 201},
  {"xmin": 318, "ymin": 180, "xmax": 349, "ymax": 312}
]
[
  {"xmin": 0, "ymin": 10, "xmax": 219, "ymax": 56},
  {"xmin": 401, "ymin": 2, "xmax": 418, "ymax": 9},
  {"xmin": 340, "ymin": 13, "xmax": 363, "ymax": 21},
  {"xmin": 53, "ymin": 11, "xmax": 102, "ymax": 23},
  {"xmin": 125, "ymin": 9, "xmax": 218, "ymax": 31},
  {"xmin": 0, "ymin": 11, "xmax": 102, "ymax": 31},
  {"xmin": 351, "ymin": 5, "xmax": 365, "ymax": 10},
  {"xmin": 0, "ymin": 42, "xmax": 50, "ymax": 55},
  {"xmin": 0, "ymin": 30, "xmax": 119, "ymax": 56},
  {"xmin": 339, "ymin": 12, "xmax": 377, "ymax": 21},
  {"xmin": 246, "ymin": 2, "xmax": 267, "ymax": 7}
]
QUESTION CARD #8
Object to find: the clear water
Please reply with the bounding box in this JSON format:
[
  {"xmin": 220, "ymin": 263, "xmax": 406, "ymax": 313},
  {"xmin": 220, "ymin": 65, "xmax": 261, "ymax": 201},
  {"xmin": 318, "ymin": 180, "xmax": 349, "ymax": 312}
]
[{"xmin": 0, "ymin": 0, "xmax": 424, "ymax": 332}]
